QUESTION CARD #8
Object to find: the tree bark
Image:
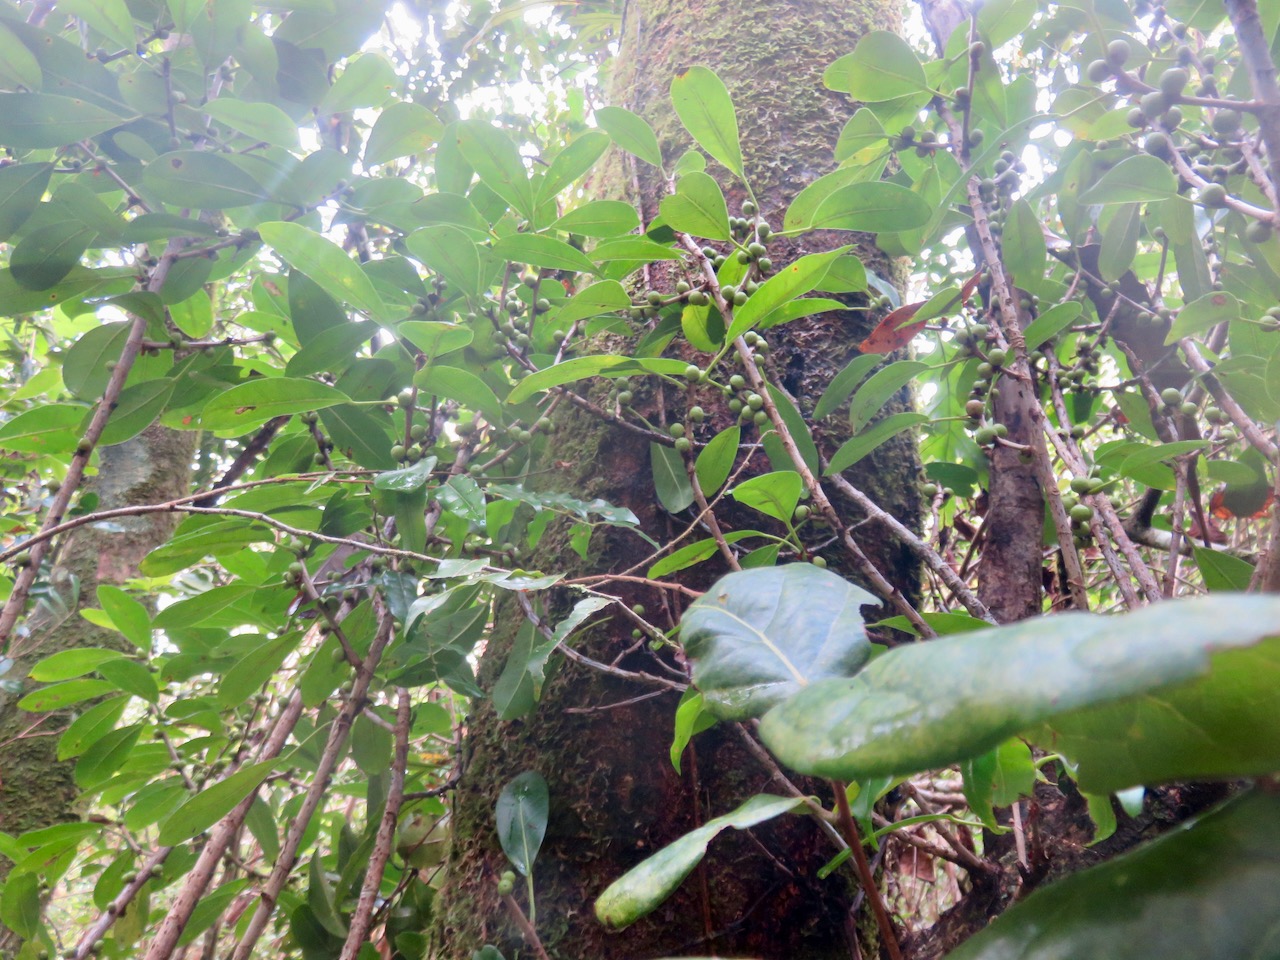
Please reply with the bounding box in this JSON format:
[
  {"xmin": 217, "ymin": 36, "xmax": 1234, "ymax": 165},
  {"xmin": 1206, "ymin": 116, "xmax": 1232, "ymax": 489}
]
[
  {"xmin": 434, "ymin": 1, "xmax": 922, "ymax": 957},
  {"xmin": 0, "ymin": 425, "xmax": 195, "ymax": 951}
]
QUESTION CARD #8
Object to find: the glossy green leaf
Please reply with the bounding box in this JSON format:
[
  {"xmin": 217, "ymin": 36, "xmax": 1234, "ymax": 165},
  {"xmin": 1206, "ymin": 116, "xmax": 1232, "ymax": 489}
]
[
  {"xmin": 456, "ymin": 120, "xmax": 535, "ymax": 217},
  {"xmin": 364, "ymin": 101, "xmax": 444, "ymax": 166},
  {"xmin": 847, "ymin": 360, "xmax": 927, "ymax": 433},
  {"xmin": 0, "ymin": 93, "xmax": 127, "ymax": 148},
  {"xmin": 157, "ymin": 759, "xmax": 276, "ymax": 846},
  {"xmin": 495, "ymin": 771, "xmax": 548, "ymax": 876},
  {"xmin": 650, "ymin": 441, "xmax": 694, "ymax": 513},
  {"xmin": 648, "ymin": 531, "xmax": 756, "ymax": 579},
  {"xmin": 201, "ymin": 377, "xmax": 349, "ymax": 433},
  {"xmin": 538, "ymin": 131, "xmax": 611, "ymax": 202},
  {"xmin": 1078, "ymin": 155, "xmax": 1178, "ymax": 204},
  {"xmin": 0, "ymin": 404, "xmax": 85, "ymax": 454},
  {"xmin": 18, "ymin": 679, "xmax": 118, "ymax": 712},
  {"xmin": 506, "ymin": 356, "xmax": 690, "ymax": 404},
  {"xmin": 414, "ymin": 365, "xmax": 503, "ymax": 422},
  {"xmin": 681, "ymin": 565, "xmax": 876, "ymax": 720},
  {"xmin": 29, "ymin": 647, "xmax": 126, "ymax": 682},
  {"xmin": 596, "ymin": 794, "xmax": 803, "ymax": 928},
  {"xmin": 1192, "ymin": 547, "xmax": 1254, "ymax": 592},
  {"xmin": 759, "ymin": 594, "xmax": 1280, "ymax": 787},
  {"xmin": 590, "ymin": 237, "xmax": 683, "ymax": 262},
  {"xmin": 397, "ymin": 321, "xmax": 473, "ymax": 359},
  {"xmin": 659, "ymin": 171, "xmax": 730, "ymax": 241},
  {"xmin": 404, "ymin": 225, "xmax": 482, "ymax": 296},
  {"xmin": 10, "ymin": 220, "xmax": 96, "ymax": 290},
  {"xmin": 730, "ymin": 471, "xmax": 803, "ymax": 524},
  {"xmin": 1022, "ymin": 301, "xmax": 1083, "ymax": 351},
  {"xmin": 810, "ymin": 182, "xmax": 932, "ymax": 233},
  {"xmin": 670, "ymin": 66, "xmax": 744, "ymax": 180},
  {"xmin": 595, "ymin": 106, "xmax": 664, "ymax": 168},
  {"xmin": 726, "ymin": 247, "xmax": 850, "ymax": 341},
  {"xmin": 552, "ymin": 280, "xmax": 630, "ymax": 327},
  {"xmin": 0, "ymin": 163, "xmax": 53, "ymax": 243},
  {"xmin": 98, "ymin": 378, "xmax": 175, "ymax": 446},
  {"xmin": 1099, "ymin": 202, "xmax": 1141, "ymax": 282},
  {"xmin": 285, "ymin": 321, "xmax": 377, "ymax": 379},
  {"xmin": 318, "ymin": 52, "xmax": 396, "ymax": 114},
  {"xmin": 96, "ymin": 585, "xmax": 151, "ymax": 652},
  {"xmin": 1001, "ymin": 198, "xmax": 1046, "ymax": 287},
  {"xmin": 946, "ymin": 792, "xmax": 1280, "ymax": 960},
  {"xmin": 258, "ymin": 222, "xmax": 391, "ymax": 324},
  {"xmin": 695, "ymin": 426, "xmax": 740, "ymax": 497},
  {"xmin": 1165, "ymin": 291, "xmax": 1240, "ymax": 344},
  {"xmin": 0, "ymin": 22, "xmax": 41, "ymax": 91},
  {"xmin": 826, "ymin": 412, "xmax": 928, "ymax": 474},
  {"xmin": 814, "ymin": 353, "xmax": 882, "ymax": 420},
  {"xmin": 203, "ymin": 99, "xmax": 300, "ymax": 149},
  {"xmin": 143, "ymin": 151, "xmax": 268, "ymax": 209},
  {"xmin": 550, "ymin": 199, "xmax": 640, "ymax": 238},
  {"xmin": 823, "ymin": 31, "xmax": 929, "ymax": 100},
  {"xmin": 492, "ymin": 233, "xmax": 597, "ymax": 275}
]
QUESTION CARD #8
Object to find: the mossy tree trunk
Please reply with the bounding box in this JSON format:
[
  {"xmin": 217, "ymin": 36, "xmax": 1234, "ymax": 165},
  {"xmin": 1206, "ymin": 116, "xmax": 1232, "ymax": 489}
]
[
  {"xmin": 435, "ymin": 1, "xmax": 918, "ymax": 957},
  {"xmin": 0, "ymin": 426, "xmax": 194, "ymax": 952}
]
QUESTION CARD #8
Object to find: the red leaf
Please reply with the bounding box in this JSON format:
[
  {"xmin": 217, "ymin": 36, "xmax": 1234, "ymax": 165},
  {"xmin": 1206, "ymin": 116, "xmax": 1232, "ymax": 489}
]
[
  {"xmin": 959, "ymin": 269, "xmax": 983, "ymax": 307},
  {"xmin": 859, "ymin": 301, "xmax": 926, "ymax": 353}
]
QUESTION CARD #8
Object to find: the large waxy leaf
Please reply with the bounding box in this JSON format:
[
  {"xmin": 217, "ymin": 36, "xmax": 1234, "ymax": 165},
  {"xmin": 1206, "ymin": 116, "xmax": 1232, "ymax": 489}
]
[
  {"xmin": 0, "ymin": 404, "xmax": 86, "ymax": 454},
  {"xmin": 491, "ymin": 233, "xmax": 597, "ymax": 275},
  {"xmin": 538, "ymin": 131, "xmax": 611, "ymax": 203},
  {"xmin": 143, "ymin": 151, "xmax": 268, "ymax": 210},
  {"xmin": 1078, "ymin": 154, "xmax": 1178, "ymax": 204},
  {"xmin": 506, "ymin": 356, "xmax": 690, "ymax": 404},
  {"xmin": 681, "ymin": 565, "xmax": 877, "ymax": 721},
  {"xmin": 759, "ymin": 594, "xmax": 1280, "ymax": 786},
  {"xmin": 552, "ymin": 280, "xmax": 630, "ymax": 326},
  {"xmin": 810, "ymin": 182, "xmax": 932, "ymax": 233},
  {"xmin": 658, "ymin": 171, "xmax": 730, "ymax": 241},
  {"xmin": 670, "ymin": 66, "xmax": 744, "ymax": 180},
  {"xmin": 550, "ymin": 200, "xmax": 639, "ymax": 238},
  {"xmin": 0, "ymin": 93, "xmax": 127, "ymax": 148},
  {"xmin": 595, "ymin": 106, "xmax": 664, "ymax": 168},
  {"xmin": 456, "ymin": 120, "xmax": 535, "ymax": 218},
  {"xmin": 823, "ymin": 30, "xmax": 929, "ymax": 101},
  {"xmin": 364, "ymin": 101, "xmax": 444, "ymax": 166},
  {"xmin": 650, "ymin": 441, "xmax": 694, "ymax": 514},
  {"xmin": 0, "ymin": 163, "xmax": 53, "ymax": 243},
  {"xmin": 201, "ymin": 378, "xmax": 349, "ymax": 433},
  {"xmin": 495, "ymin": 771, "xmax": 548, "ymax": 877},
  {"xmin": 404, "ymin": 224, "xmax": 482, "ymax": 296},
  {"xmin": 157, "ymin": 759, "xmax": 276, "ymax": 846},
  {"xmin": 725, "ymin": 247, "xmax": 850, "ymax": 341},
  {"xmin": 946, "ymin": 791, "xmax": 1280, "ymax": 960},
  {"xmin": 595, "ymin": 794, "xmax": 803, "ymax": 928},
  {"xmin": 10, "ymin": 220, "xmax": 96, "ymax": 290},
  {"xmin": 258, "ymin": 222, "xmax": 391, "ymax": 324},
  {"xmin": 203, "ymin": 99, "xmax": 299, "ymax": 149}
]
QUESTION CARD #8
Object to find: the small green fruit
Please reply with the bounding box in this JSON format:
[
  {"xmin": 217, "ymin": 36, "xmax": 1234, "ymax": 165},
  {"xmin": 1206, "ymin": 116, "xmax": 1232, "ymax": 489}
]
[
  {"xmin": 1160, "ymin": 387, "xmax": 1183, "ymax": 406},
  {"xmin": 1070, "ymin": 503, "xmax": 1095, "ymax": 523}
]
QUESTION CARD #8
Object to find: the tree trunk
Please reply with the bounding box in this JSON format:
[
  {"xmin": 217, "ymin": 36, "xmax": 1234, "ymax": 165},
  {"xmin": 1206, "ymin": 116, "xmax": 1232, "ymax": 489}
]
[
  {"xmin": 434, "ymin": 1, "xmax": 918, "ymax": 957},
  {"xmin": 0, "ymin": 425, "xmax": 194, "ymax": 951}
]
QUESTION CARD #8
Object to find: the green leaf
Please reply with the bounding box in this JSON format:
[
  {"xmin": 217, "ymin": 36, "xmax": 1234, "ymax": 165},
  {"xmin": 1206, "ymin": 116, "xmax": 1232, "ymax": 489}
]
[
  {"xmin": 396, "ymin": 321, "xmax": 473, "ymax": 360},
  {"xmin": 0, "ymin": 93, "xmax": 127, "ymax": 148},
  {"xmin": 847, "ymin": 360, "xmax": 927, "ymax": 433},
  {"xmin": 946, "ymin": 792, "xmax": 1280, "ymax": 960},
  {"xmin": 219, "ymin": 633, "xmax": 302, "ymax": 707},
  {"xmin": 595, "ymin": 106, "xmax": 664, "ymax": 168},
  {"xmin": 694, "ymin": 426, "xmax": 740, "ymax": 497},
  {"xmin": 681, "ymin": 565, "xmax": 876, "ymax": 720},
  {"xmin": 0, "ymin": 22, "xmax": 41, "ymax": 91},
  {"xmin": 0, "ymin": 163, "xmax": 53, "ymax": 243},
  {"xmin": 810, "ymin": 182, "xmax": 932, "ymax": 233},
  {"xmin": 492, "ymin": 233, "xmax": 598, "ymax": 275},
  {"xmin": 590, "ymin": 237, "xmax": 683, "ymax": 262},
  {"xmin": 0, "ymin": 404, "xmax": 85, "ymax": 454},
  {"xmin": 143, "ymin": 151, "xmax": 268, "ymax": 209},
  {"xmin": 1165, "ymin": 291, "xmax": 1240, "ymax": 344},
  {"xmin": 1078, "ymin": 155, "xmax": 1178, "ymax": 204},
  {"xmin": 670, "ymin": 690, "xmax": 717, "ymax": 773},
  {"xmin": 506, "ymin": 356, "xmax": 690, "ymax": 404},
  {"xmin": 1001, "ymin": 198, "xmax": 1046, "ymax": 287},
  {"xmin": 1022, "ymin": 301, "xmax": 1083, "ymax": 351},
  {"xmin": 18, "ymin": 679, "xmax": 118, "ymax": 712},
  {"xmin": 670, "ymin": 66, "xmax": 744, "ymax": 180},
  {"xmin": 203, "ymin": 99, "xmax": 299, "ymax": 149},
  {"xmin": 414, "ymin": 365, "xmax": 503, "ymax": 422},
  {"xmin": 538, "ymin": 131, "xmax": 611, "ymax": 203},
  {"xmin": 10, "ymin": 220, "xmax": 96, "ymax": 290},
  {"xmin": 157, "ymin": 759, "xmax": 276, "ymax": 846},
  {"xmin": 758, "ymin": 594, "xmax": 1280, "ymax": 789},
  {"xmin": 258, "ymin": 222, "xmax": 391, "ymax": 324},
  {"xmin": 318, "ymin": 52, "xmax": 396, "ymax": 114},
  {"xmin": 814, "ymin": 354, "xmax": 882, "ymax": 420},
  {"xmin": 726, "ymin": 248, "xmax": 850, "ymax": 342},
  {"xmin": 1192, "ymin": 547, "xmax": 1254, "ymax": 592},
  {"xmin": 0, "ymin": 872, "xmax": 40, "ymax": 939},
  {"xmin": 730, "ymin": 471, "xmax": 803, "ymax": 524},
  {"xmin": 1099, "ymin": 203, "xmax": 1141, "ymax": 282},
  {"xmin": 658, "ymin": 171, "xmax": 730, "ymax": 241},
  {"xmin": 285, "ymin": 321, "xmax": 378, "ymax": 379},
  {"xmin": 550, "ymin": 200, "xmax": 640, "ymax": 238},
  {"xmin": 495, "ymin": 771, "xmax": 548, "ymax": 876},
  {"xmin": 29, "ymin": 648, "xmax": 126, "ymax": 682},
  {"xmin": 552, "ymin": 280, "xmax": 630, "ymax": 326},
  {"xmin": 826, "ymin": 412, "xmax": 928, "ymax": 474},
  {"xmin": 404, "ymin": 225, "xmax": 482, "ymax": 296},
  {"xmin": 648, "ymin": 531, "xmax": 756, "ymax": 579},
  {"xmin": 98, "ymin": 378, "xmax": 175, "ymax": 446},
  {"xmin": 456, "ymin": 120, "xmax": 535, "ymax": 218},
  {"xmin": 650, "ymin": 441, "xmax": 694, "ymax": 514},
  {"xmin": 823, "ymin": 31, "xmax": 929, "ymax": 101},
  {"xmin": 201, "ymin": 378, "xmax": 350, "ymax": 433},
  {"xmin": 595, "ymin": 794, "xmax": 803, "ymax": 928},
  {"xmin": 96, "ymin": 585, "xmax": 152, "ymax": 652},
  {"xmin": 363, "ymin": 101, "xmax": 443, "ymax": 166}
]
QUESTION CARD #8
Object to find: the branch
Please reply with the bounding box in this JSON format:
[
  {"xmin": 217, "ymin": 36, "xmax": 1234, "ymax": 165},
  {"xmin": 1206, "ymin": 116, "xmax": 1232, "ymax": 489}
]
[{"xmin": 1225, "ymin": 0, "xmax": 1280, "ymax": 221}]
